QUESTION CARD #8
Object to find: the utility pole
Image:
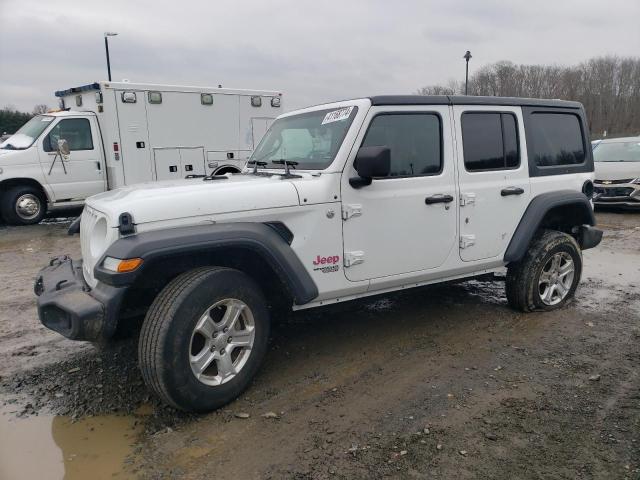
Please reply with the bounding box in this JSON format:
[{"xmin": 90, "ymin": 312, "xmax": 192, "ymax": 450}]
[
  {"xmin": 104, "ymin": 32, "xmax": 118, "ymax": 81},
  {"xmin": 464, "ymin": 50, "xmax": 472, "ymax": 95}
]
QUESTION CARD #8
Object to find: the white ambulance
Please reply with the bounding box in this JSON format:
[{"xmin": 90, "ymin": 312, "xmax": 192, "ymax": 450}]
[{"xmin": 0, "ymin": 81, "xmax": 283, "ymax": 224}]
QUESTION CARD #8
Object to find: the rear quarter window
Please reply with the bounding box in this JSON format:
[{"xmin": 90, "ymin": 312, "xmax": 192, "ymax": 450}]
[{"xmin": 529, "ymin": 113, "xmax": 585, "ymax": 167}]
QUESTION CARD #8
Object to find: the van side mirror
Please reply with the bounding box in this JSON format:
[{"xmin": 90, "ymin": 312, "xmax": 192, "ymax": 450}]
[
  {"xmin": 349, "ymin": 146, "xmax": 390, "ymax": 188},
  {"xmin": 57, "ymin": 138, "xmax": 70, "ymax": 157}
]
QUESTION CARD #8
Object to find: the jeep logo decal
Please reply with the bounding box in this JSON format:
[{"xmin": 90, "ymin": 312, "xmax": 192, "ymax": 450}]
[
  {"xmin": 313, "ymin": 255, "xmax": 340, "ymax": 266},
  {"xmin": 313, "ymin": 255, "xmax": 340, "ymax": 273}
]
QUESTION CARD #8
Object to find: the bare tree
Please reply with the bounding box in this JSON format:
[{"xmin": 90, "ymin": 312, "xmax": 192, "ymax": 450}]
[
  {"xmin": 32, "ymin": 104, "xmax": 49, "ymax": 115},
  {"xmin": 417, "ymin": 56, "xmax": 640, "ymax": 137}
]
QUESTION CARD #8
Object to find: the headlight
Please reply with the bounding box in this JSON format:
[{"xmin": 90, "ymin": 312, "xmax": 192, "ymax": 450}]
[{"xmin": 89, "ymin": 217, "xmax": 108, "ymax": 258}]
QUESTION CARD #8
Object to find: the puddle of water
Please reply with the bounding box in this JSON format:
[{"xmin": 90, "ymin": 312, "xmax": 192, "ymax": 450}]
[{"xmin": 0, "ymin": 406, "xmax": 142, "ymax": 480}]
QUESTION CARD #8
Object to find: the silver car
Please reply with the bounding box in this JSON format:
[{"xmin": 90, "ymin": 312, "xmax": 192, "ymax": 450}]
[{"xmin": 593, "ymin": 136, "xmax": 640, "ymax": 208}]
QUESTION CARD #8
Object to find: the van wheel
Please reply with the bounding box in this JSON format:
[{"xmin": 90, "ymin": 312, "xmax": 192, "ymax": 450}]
[
  {"xmin": 139, "ymin": 267, "xmax": 270, "ymax": 412},
  {"xmin": 505, "ymin": 230, "xmax": 582, "ymax": 312},
  {"xmin": 1, "ymin": 186, "xmax": 46, "ymax": 225}
]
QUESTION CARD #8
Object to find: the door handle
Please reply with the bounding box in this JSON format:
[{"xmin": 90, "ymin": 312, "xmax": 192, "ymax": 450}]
[
  {"xmin": 96, "ymin": 161, "xmax": 101, "ymax": 171},
  {"xmin": 501, "ymin": 186, "xmax": 525, "ymax": 196},
  {"xmin": 425, "ymin": 194, "xmax": 454, "ymax": 205}
]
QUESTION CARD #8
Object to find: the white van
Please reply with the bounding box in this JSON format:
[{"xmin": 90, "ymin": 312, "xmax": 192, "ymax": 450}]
[{"xmin": 0, "ymin": 81, "xmax": 283, "ymax": 224}]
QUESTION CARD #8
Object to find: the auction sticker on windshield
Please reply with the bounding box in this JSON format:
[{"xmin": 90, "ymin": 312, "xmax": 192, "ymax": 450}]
[{"xmin": 322, "ymin": 106, "xmax": 354, "ymax": 125}]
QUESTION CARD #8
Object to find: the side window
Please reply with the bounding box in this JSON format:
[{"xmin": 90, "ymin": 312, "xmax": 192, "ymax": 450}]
[
  {"xmin": 461, "ymin": 112, "xmax": 520, "ymax": 171},
  {"xmin": 361, "ymin": 113, "xmax": 442, "ymax": 177},
  {"xmin": 44, "ymin": 119, "xmax": 94, "ymax": 152},
  {"xmin": 528, "ymin": 113, "xmax": 585, "ymax": 167}
]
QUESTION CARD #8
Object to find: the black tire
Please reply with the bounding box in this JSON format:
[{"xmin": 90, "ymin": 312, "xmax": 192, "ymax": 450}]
[
  {"xmin": 138, "ymin": 267, "xmax": 270, "ymax": 412},
  {"xmin": 1, "ymin": 185, "xmax": 46, "ymax": 225},
  {"xmin": 505, "ymin": 230, "xmax": 582, "ymax": 312}
]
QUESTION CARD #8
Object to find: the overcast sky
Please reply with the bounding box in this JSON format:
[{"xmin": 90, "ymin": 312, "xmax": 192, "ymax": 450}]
[{"xmin": 0, "ymin": 0, "xmax": 638, "ymax": 112}]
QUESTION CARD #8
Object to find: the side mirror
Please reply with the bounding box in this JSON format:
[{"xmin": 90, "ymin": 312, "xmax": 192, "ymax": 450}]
[
  {"xmin": 57, "ymin": 138, "xmax": 70, "ymax": 157},
  {"xmin": 350, "ymin": 146, "xmax": 390, "ymax": 188}
]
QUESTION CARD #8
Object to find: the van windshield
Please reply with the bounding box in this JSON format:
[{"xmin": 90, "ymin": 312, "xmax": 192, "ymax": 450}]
[
  {"xmin": 250, "ymin": 106, "xmax": 358, "ymax": 170},
  {"xmin": 0, "ymin": 115, "xmax": 54, "ymax": 150},
  {"xmin": 593, "ymin": 140, "xmax": 640, "ymax": 162}
]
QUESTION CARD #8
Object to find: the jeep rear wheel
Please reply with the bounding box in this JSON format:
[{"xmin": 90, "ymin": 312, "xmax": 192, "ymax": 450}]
[
  {"xmin": 138, "ymin": 267, "xmax": 270, "ymax": 412},
  {"xmin": 1, "ymin": 185, "xmax": 46, "ymax": 225},
  {"xmin": 505, "ymin": 230, "xmax": 582, "ymax": 312}
]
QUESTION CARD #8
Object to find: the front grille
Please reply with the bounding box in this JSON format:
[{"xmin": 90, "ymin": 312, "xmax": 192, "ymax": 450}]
[
  {"xmin": 80, "ymin": 207, "xmax": 100, "ymax": 287},
  {"xmin": 595, "ymin": 178, "xmax": 634, "ymax": 185},
  {"xmin": 594, "ymin": 186, "xmax": 635, "ymax": 197}
]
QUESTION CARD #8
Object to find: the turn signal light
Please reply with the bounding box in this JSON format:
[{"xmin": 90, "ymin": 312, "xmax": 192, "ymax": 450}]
[{"xmin": 103, "ymin": 256, "xmax": 143, "ymax": 273}]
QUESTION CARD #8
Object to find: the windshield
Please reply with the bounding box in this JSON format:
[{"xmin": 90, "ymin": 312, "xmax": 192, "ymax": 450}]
[
  {"xmin": 0, "ymin": 115, "xmax": 54, "ymax": 150},
  {"xmin": 593, "ymin": 140, "xmax": 640, "ymax": 162},
  {"xmin": 249, "ymin": 106, "xmax": 358, "ymax": 170}
]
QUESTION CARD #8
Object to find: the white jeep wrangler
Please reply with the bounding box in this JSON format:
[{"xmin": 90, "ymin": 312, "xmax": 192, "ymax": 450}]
[{"xmin": 35, "ymin": 95, "xmax": 602, "ymax": 412}]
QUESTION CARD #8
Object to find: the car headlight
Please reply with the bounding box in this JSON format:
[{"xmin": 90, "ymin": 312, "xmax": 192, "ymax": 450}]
[{"xmin": 89, "ymin": 217, "xmax": 108, "ymax": 258}]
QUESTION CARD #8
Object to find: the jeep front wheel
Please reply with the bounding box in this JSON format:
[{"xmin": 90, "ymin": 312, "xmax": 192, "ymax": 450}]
[
  {"xmin": 138, "ymin": 267, "xmax": 270, "ymax": 412},
  {"xmin": 505, "ymin": 230, "xmax": 582, "ymax": 312}
]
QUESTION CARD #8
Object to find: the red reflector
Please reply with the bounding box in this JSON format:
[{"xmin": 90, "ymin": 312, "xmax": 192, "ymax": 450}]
[{"xmin": 113, "ymin": 142, "xmax": 119, "ymax": 152}]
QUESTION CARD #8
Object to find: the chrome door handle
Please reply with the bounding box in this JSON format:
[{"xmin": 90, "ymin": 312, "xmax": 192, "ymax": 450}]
[
  {"xmin": 501, "ymin": 187, "xmax": 524, "ymax": 196},
  {"xmin": 425, "ymin": 194, "xmax": 454, "ymax": 205}
]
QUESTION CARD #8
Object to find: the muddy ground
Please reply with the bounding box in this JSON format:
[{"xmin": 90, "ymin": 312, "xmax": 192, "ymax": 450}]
[{"xmin": 0, "ymin": 210, "xmax": 639, "ymax": 479}]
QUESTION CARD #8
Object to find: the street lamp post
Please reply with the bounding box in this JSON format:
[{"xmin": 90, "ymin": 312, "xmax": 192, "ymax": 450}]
[
  {"xmin": 463, "ymin": 50, "xmax": 472, "ymax": 95},
  {"xmin": 104, "ymin": 32, "xmax": 118, "ymax": 81}
]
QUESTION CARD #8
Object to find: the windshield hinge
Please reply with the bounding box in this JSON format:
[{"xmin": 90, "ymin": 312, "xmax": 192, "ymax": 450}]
[{"xmin": 342, "ymin": 204, "xmax": 362, "ymax": 221}]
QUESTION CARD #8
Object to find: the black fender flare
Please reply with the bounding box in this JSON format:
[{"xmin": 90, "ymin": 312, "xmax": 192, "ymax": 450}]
[
  {"xmin": 504, "ymin": 190, "xmax": 596, "ymax": 263},
  {"xmin": 94, "ymin": 222, "xmax": 318, "ymax": 305}
]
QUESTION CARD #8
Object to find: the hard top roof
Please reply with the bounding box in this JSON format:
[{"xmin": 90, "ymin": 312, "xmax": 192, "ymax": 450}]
[{"xmin": 369, "ymin": 95, "xmax": 583, "ymax": 109}]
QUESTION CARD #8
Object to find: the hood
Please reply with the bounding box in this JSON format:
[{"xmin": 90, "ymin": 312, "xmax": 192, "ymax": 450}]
[
  {"xmin": 0, "ymin": 147, "xmax": 38, "ymax": 165},
  {"xmin": 594, "ymin": 161, "xmax": 640, "ymax": 181},
  {"xmin": 86, "ymin": 173, "xmax": 303, "ymax": 226}
]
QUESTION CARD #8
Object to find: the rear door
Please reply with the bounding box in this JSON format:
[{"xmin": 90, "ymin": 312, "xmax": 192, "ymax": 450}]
[
  {"xmin": 40, "ymin": 116, "xmax": 106, "ymax": 200},
  {"xmin": 341, "ymin": 106, "xmax": 457, "ymax": 282},
  {"xmin": 115, "ymin": 90, "xmax": 152, "ymax": 185},
  {"xmin": 453, "ymin": 106, "xmax": 531, "ymax": 261}
]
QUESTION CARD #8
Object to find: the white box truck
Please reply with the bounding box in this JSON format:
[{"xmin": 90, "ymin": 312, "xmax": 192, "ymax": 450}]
[{"xmin": 0, "ymin": 81, "xmax": 283, "ymax": 225}]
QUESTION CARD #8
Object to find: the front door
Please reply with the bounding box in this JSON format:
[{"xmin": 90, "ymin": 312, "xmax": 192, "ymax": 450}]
[
  {"xmin": 40, "ymin": 117, "xmax": 105, "ymax": 200},
  {"xmin": 341, "ymin": 106, "xmax": 457, "ymax": 282},
  {"xmin": 452, "ymin": 106, "xmax": 531, "ymax": 261}
]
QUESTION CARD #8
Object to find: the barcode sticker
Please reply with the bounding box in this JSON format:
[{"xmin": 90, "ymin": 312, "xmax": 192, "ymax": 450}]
[{"xmin": 321, "ymin": 106, "xmax": 354, "ymax": 125}]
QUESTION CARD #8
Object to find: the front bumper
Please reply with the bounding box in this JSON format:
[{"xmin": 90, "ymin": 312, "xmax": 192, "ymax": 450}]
[
  {"xmin": 34, "ymin": 256, "xmax": 126, "ymax": 341},
  {"xmin": 593, "ymin": 182, "xmax": 640, "ymax": 207}
]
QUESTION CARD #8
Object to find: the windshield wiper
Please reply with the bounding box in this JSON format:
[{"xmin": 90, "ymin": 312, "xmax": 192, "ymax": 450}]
[
  {"xmin": 272, "ymin": 159, "xmax": 301, "ymax": 179},
  {"xmin": 247, "ymin": 160, "xmax": 268, "ymax": 174},
  {"xmin": 201, "ymin": 172, "xmax": 229, "ymax": 181}
]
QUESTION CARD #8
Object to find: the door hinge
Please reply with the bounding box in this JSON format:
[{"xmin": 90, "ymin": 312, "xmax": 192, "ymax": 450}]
[
  {"xmin": 460, "ymin": 193, "xmax": 476, "ymax": 206},
  {"xmin": 344, "ymin": 251, "xmax": 365, "ymax": 267},
  {"xmin": 460, "ymin": 235, "xmax": 476, "ymax": 249},
  {"xmin": 342, "ymin": 204, "xmax": 362, "ymax": 221}
]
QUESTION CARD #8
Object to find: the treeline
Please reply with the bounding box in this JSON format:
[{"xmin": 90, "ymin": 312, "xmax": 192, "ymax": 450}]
[
  {"xmin": 0, "ymin": 105, "xmax": 49, "ymax": 135},
  {"xmin": 418, "ymin": 56, "xmax": 640, "ymax": 139}
]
